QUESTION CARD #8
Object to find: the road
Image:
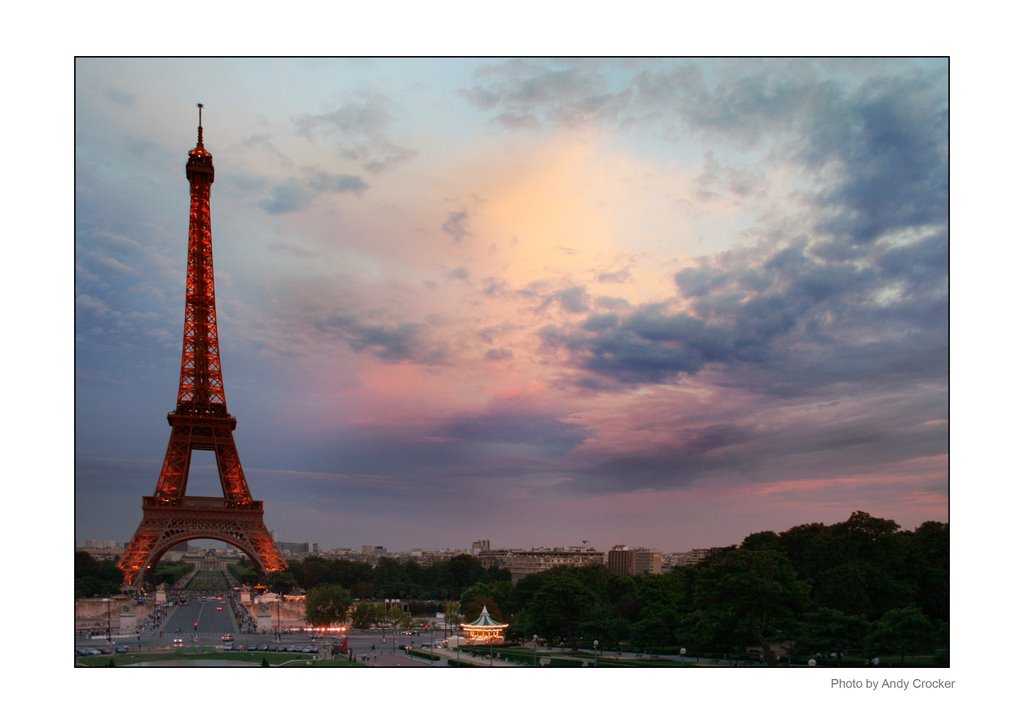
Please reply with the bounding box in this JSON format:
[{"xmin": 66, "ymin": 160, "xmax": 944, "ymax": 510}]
[
  {"xmin": 164, "ymin": 595, "xmax": 236, "ymax": 637},
  {"xmin": 76, "ymin": 591, "xmax": 453, "ymax": 666}
]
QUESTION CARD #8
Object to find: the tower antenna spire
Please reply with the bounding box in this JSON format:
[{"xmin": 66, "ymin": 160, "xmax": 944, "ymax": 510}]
[{"xmin": 197, "ymin": 102, "xmax": 204, "ymax": 147}]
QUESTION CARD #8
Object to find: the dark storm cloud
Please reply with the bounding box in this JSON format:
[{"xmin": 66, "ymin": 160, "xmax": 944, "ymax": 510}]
[
  {"xmin": 293, "ymin": 90, "xmax": 417, "ymax": 174},
  {"xmin": 529, "ymin": 61, "xmax": 947, "ymax": 399},
  {"xmin": 317, "ymin": 314, "xmax": 448, "ymax": 364},
  {"xmin": 287, "ymin": 408, "xmax": 589, "ymax": 505},
  {"xmin": 808, "ymin": 72, "xmax": 949, "ymax": 249},
  {"xmin": 562, "ymin": 423, "xmax": 754, "ymax": 492},
  {"xmin": 556, "ymin": 386, "xmax": 947, "ymax": 496},
  {"xmin": 633, "ymin": 61, "xmax": 948, "ymax": 250},
  {"xmin": 542, "ymin": 225, "xmax": 947, "ymax": 395},
  {"xmin": 440, "ymin": 405, "xmax": 588, "ymax": 453}
]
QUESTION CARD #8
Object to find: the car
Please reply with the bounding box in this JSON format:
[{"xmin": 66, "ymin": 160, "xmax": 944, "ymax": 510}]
[
  {"xmin": 221, "ymin": 634, "xmax": 234, "ymax": 642},
  {"xmin": 172, "ymin": 638, "xmax": 184, "ymax": 647},
  {"xmin": 216, "ymin": 606, "xmax": 223, "ymax": 611},
  {"xmin": 115, "ymin": 645, "xmax": 129, "ymax": 654}
]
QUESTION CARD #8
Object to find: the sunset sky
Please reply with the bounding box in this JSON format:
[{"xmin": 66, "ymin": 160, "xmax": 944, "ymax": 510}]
[{"xmin": 74, "ymin": 58, "xmax": 949, "ymax": 554}]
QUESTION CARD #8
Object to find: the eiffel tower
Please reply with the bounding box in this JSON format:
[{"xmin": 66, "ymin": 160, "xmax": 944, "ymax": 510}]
[{"xmin": 118, "ymin": 105, "xmax": 286, "ymax": 589}]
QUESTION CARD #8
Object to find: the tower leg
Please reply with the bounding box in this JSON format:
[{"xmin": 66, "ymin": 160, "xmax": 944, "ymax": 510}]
[{"xmin": 118, "ymin": 497, "xmax": 285, "ymax": 589}]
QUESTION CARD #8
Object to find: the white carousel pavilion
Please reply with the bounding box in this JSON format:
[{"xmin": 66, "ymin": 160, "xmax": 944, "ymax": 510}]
[{"xmin": 460, "ymin": 605, "xmax": 509, "ymax": 644}]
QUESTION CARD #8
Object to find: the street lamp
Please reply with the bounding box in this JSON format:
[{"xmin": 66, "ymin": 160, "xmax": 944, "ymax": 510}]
[
  {"xmin": 533, "ymin": 634, "xmax": 539, "ymax": 667},
  {"xmin": 594, "ymin": 640, "xmax": 599, "ymax": 668}
]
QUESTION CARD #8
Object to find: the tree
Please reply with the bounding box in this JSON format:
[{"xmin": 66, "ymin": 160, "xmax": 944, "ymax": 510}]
[
  {"xmin": 866, "ymin": 606, "xmax": 936, "ymax": 665},
  {"xmin": 350, "ymin": 601, "xmax": 385, "ymax": 629},
  {"xmin": 350, "ymin": 580, "xmax": 374, "ymax": 600},
  {"xmin": 797, "ymin": 607, "xmax": 871, "ymax": 659},
  {"xmin": 75, "ymin": 552, "xmax": 123, "ymax": 598},
  {"xmin": 690, "ymin": 549, "xmax": 810, "ymax": 665},
  {"xmin": 383, "ymin": 604, "xmax": 412, "ymax": 630},
  {"xmin": 267, "ymin": 571, "xmax": 298, "ymax": 595},
  {"xmin": 304, "ymin": 584, "xmax": 353, "ymax": 629},
  {"xmin": 520, "ymin": 569, "xmax": 598, "ymax": 645},
  {"xmin": 629, "ymin": 573, "xmax": 685, "ymax": 648},
  {"xmin": 461, "ymin": 595, "xmax": 505, "ymax": 624},
  {"xmin": 741, "ymin": 531, "xmax": 781, "ymax": 552},
  {"xmin": 372, "ymin": 557, "xmax": 405, "ymax": 597},
  {"xmin": 904, "ymin": 521, "xmax": 950, "ymax": 622},
  {"xmin": 301, "ymin": 556, "xmax": 335, "ymax": 589}
]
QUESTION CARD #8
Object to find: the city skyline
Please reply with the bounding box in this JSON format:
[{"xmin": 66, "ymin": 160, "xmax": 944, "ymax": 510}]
[{"xmin": 75, "ymin": 58, "xmax": 949, "ymax": 554}]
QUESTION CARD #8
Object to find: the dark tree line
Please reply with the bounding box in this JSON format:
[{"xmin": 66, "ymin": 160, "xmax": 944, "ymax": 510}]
[
  {"xmin": 75, "ymin": 553, "xmax": 196, "ymax": 596},
  {"xmin": 458, "ymin": 512, "xmax": 948, "ymax": 665},
  {"xmin": 75, "ymin": 552, "xmax": 123, "ymax": 598}
]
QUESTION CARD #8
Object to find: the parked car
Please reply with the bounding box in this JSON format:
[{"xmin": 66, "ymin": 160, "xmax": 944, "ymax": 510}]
[{"xmin": 221, "ymin": 634, "xmax": 234, "ymax": 642}]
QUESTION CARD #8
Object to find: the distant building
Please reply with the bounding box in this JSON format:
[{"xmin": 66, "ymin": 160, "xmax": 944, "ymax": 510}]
[
  {"xmin": 278, "ymin": 541, "xmax": 311, "ymax": 557},
  {"xmin": 76, "ymin": 540, "xmax": 125, "ymax": 561},
  {"xmin": 666, "ymin": 548, "xmax": 725, "ymax": 568},
  {"xmin": 199, "ymin": 549, "xmax": 228, "ymax": 571},
  {"xmin": 479, "ymin": 547, "xmax": 605, "ymax": 582},
  {"xmin": 607, "ymin": 545, "xmax": 663, "ymax": 575},
  {"xmin": 471, "ymin": 539, "xmax": 491, "ymax": 555}
]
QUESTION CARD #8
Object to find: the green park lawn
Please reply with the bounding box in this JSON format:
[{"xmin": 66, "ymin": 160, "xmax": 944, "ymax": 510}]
[{"xmin": 75, "ymin": 649, "xmax": 362, "ymax": 667}]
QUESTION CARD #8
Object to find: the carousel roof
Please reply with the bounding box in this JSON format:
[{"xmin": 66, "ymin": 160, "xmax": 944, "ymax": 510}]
[{"xmin": 464, "ymin": 605, "xmax": 508, "ymax": 628}]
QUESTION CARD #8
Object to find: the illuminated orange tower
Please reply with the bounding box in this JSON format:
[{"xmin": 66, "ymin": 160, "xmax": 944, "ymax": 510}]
[{"xmin": 118, "ymin": 105, "xmax": 286, "ymax": 589}]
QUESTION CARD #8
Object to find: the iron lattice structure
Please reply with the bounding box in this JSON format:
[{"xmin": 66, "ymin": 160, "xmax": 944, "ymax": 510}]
[{"xmin": 118, "ymin": 107, "xmax": 286, "ymax": 589}]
